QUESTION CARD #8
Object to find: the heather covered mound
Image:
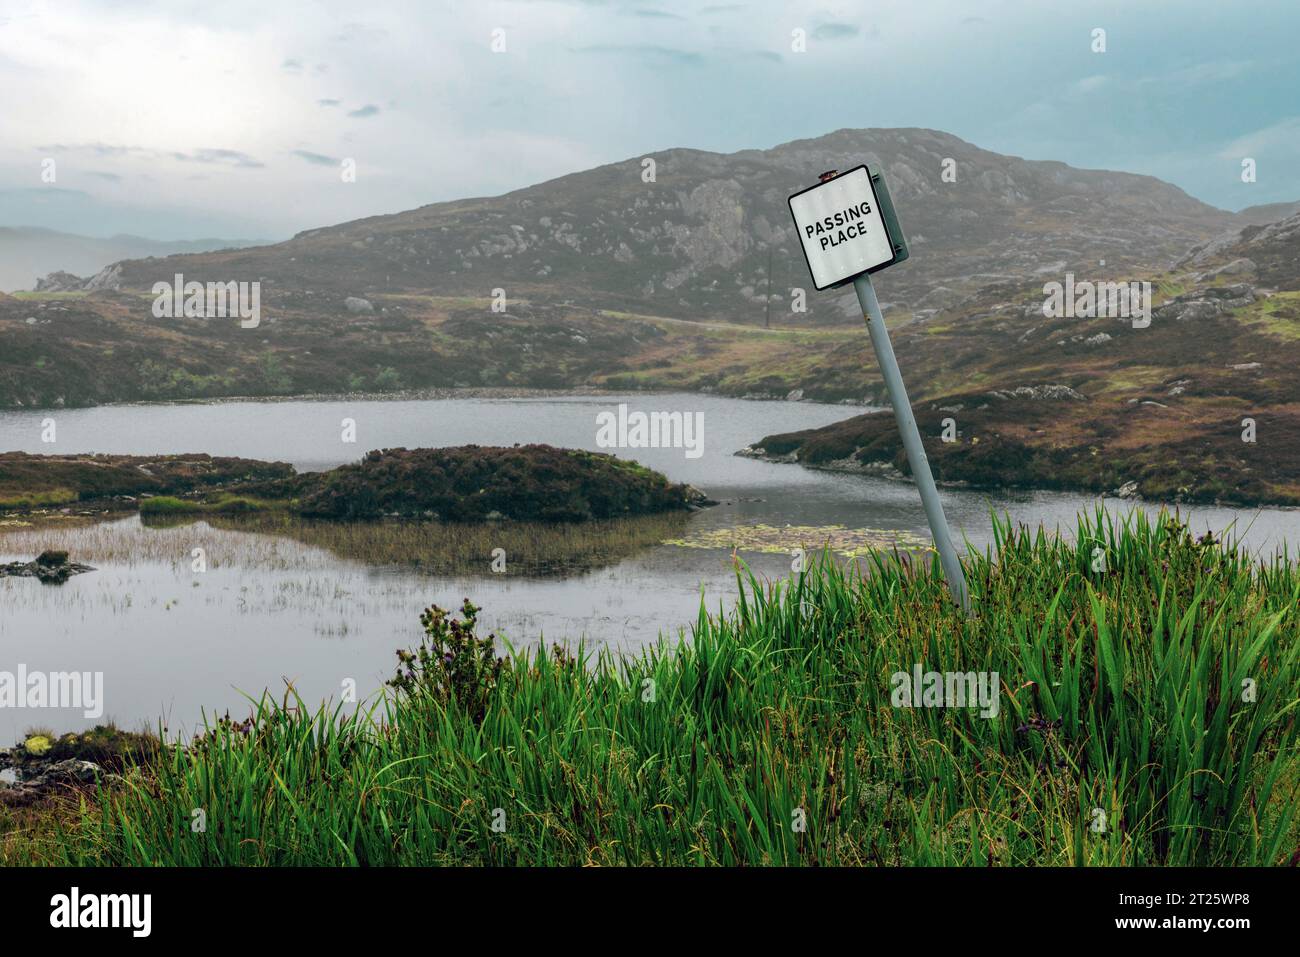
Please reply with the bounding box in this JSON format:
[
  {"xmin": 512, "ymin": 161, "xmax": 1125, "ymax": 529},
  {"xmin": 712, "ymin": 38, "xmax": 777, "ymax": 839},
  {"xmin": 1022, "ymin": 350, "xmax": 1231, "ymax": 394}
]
[
  {"xmin": 0, "ymin": 452, "xmax": 292, "ymax": 512},
  {"xmin": 284, "ymin": 445, "xmax": 711, "ymax": 522}
]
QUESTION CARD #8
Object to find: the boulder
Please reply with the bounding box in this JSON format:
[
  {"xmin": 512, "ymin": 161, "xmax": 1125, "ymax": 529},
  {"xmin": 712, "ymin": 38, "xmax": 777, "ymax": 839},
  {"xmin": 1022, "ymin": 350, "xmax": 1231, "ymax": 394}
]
[{"xmin": 1200, "ymin": 282, "xmax": 1256, "ymax": 303}]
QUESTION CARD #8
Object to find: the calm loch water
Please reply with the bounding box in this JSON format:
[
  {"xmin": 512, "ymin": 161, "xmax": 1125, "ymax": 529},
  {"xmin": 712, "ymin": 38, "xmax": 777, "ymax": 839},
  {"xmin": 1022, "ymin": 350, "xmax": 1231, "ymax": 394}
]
[{"xmin": 2, "ymin": 392, "xmax": 1297, "ymax": 740}]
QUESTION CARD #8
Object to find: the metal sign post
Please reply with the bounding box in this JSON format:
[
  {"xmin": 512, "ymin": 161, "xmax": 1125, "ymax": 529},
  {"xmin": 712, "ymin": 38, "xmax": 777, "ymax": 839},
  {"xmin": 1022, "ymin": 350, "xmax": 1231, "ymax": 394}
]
[
  {"xmin": 853, "ymin": 271, "xmax": 970, "ymax": 611},
  {"xmin": 788, "ymin": 166, "xmax": 971, "ymax": 612}
]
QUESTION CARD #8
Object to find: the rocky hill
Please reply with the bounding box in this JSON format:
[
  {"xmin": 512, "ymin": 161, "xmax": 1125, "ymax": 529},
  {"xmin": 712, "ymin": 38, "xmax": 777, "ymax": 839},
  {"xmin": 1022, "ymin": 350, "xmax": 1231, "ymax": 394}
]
[
  {"xmin": 40, "ymin": 128, "xmax": 1248, "ymax": 325},
  {"xmin": 741, "ymin": 210, "xmax": 1300, "ymax": 506}
]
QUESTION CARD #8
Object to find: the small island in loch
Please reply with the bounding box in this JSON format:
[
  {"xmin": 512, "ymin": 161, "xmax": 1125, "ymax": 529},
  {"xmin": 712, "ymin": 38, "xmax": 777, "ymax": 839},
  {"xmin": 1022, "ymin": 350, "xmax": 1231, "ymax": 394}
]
[{"xmin": 0, "ymin": 445, "xmax": 714, "ymax": 526}]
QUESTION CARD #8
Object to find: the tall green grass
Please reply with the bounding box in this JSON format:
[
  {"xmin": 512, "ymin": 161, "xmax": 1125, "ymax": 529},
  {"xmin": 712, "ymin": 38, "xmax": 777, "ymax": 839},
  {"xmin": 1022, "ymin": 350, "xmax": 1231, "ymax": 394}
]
[
  {"xmin": 27, "ymin": 508, "xmax": 1300, "ymax": 866},
  {"xmin": 139, "ymin": 495, "xmax": 276, "ymax": 515},
  {"xmin": 0, "ymin": 487, "xmax": 77, "ymax": 509}
]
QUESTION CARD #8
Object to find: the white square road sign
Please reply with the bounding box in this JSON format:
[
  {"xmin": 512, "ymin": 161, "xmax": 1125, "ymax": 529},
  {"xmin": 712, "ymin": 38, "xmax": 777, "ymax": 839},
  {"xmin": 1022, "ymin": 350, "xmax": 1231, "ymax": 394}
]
[{"xmin": 788, "ymin": 165, "xmax": 899, "ymax": 290}]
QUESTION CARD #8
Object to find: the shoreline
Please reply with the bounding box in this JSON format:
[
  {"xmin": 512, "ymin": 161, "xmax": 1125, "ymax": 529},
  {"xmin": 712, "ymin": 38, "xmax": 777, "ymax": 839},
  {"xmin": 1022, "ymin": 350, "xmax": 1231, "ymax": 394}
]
[
  {"xmin": 734, "ymin": 444, "xmax": 1300, "ymax": 513},
  {"xmin": 1, "ymin": 385, "xmax": 876, "ymax": 414}
]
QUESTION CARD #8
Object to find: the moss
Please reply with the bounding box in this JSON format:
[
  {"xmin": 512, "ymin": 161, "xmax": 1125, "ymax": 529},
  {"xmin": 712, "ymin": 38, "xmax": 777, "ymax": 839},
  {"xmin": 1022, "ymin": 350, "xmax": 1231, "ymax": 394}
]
[
  {"xmin": 138, "ymin": 496, "xmax": 202, "ymax": 514},
  {"xmin": 0, "ymin": 488, "xmax": 76, "ymax": 509}
]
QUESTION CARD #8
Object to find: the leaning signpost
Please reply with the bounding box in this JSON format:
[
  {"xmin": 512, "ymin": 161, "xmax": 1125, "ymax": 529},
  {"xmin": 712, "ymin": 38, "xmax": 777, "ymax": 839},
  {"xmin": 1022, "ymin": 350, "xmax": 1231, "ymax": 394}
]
[{"xmin": 788, "ymin": 166, "xmax": 971, "ymax": 612}]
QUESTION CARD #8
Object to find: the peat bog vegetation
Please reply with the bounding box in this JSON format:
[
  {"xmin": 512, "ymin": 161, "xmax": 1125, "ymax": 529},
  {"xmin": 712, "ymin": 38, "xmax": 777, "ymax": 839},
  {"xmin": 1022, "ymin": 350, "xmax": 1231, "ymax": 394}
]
[{"xmin": 3, "ymin": 509, "xmax": 1296, "ymax": 866}]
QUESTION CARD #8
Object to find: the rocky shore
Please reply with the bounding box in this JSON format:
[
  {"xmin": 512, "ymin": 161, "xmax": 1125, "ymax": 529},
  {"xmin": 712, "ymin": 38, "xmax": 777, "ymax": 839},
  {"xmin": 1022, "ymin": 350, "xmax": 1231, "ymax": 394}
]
[{"xmin": 0, "ymin": 727, "xmax": 153, "ymax": 807}]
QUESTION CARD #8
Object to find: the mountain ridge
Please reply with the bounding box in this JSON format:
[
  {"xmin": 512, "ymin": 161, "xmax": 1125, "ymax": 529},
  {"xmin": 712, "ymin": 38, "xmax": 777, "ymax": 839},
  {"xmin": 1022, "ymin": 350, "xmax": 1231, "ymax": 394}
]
[
  {"xmin": 33, "ymin": 127, "xmax": 1273, "ymax": 325},
  {"xmin": 0, "ymin": 227, "xmax": 272, "ymax": 293}
]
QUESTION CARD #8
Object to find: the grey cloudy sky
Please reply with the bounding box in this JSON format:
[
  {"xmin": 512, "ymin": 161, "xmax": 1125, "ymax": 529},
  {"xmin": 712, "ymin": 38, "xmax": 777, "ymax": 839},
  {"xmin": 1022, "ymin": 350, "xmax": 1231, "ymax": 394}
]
[{"xmin": 1, "ymin": 0, "xmax": 1297, "ymax": 240}]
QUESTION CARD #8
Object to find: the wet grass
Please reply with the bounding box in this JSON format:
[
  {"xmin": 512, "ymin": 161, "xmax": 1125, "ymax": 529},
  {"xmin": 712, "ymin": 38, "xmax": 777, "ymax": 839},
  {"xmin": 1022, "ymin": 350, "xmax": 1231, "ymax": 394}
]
[
  {"xmin": 8, "ymin": 507, "xmax": 1296, "ymax": 866},
  {"xmin": 139, "ymin": 495, "xmax": 280, "ymax": 515}
]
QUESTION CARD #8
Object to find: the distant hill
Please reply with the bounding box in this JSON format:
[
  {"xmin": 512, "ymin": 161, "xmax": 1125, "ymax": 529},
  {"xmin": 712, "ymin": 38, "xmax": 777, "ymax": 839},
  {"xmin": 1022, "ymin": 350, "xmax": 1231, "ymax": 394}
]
[
  {"xmin": 0, "ymin": 228, "xmax": 272, "ymax": 292},
  {"xmin": 1234, "ymin": 201, "xmax": 1300, "ymax": 226},
  {"xmin": 49, "ymin": 128, "xmax": 1263, "ymax": 324},
  {"xmin": 741, "ymin": 205, "xmax": 1300, "ymax": 506}
]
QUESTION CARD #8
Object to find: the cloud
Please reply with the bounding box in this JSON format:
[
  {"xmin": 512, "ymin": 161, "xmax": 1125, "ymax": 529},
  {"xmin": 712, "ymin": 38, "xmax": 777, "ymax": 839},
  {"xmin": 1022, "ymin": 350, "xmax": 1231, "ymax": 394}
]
[
  {"xmin": 36, "ymin": 143, "xmax": 263, "ymax": 168},
  {"xmin": 4, "ymin": 0, "xmax": 1298, "ymax": 236},
  {"xmin": 572, "ymin": 44, "xmax": 704, "ymax": 66},
  {"xmin": 1214, "ymin": 116, "xmax": 1300, "ymax": 159},
  {"xmin": 37, "ymin": 142, "xmax": 134, "ymax": 157},
  {"xmin": 812, "ymin": 23, "xmax": 860, "ymax": 41},
  {"xmin": 1137, "ymin": 60, "xmax": 1254, "ymax": 88},
  {"xmin": 2, "ymin": 186, "xmax": 93, "ymax": 200},
  {"xmin": 171, "ymin": 148, "xmax": 264, "ymax": 168},
  {"xmin": 291, "ymin": 149, "xmax": 339, "ymax": 165},
  {"xmin": 331, "ymin": 21, "xmax": 388, "ymax": 43}
]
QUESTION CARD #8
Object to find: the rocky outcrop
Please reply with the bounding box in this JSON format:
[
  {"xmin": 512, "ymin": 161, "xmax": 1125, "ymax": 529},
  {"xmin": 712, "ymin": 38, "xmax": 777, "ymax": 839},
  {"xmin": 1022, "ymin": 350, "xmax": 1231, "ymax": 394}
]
[
  {"xmin": 1180, "ymin": 211, "xmax": 1300, "ymax": 291},
  {"xmin": 84, "ymin": 262, "xmax": 124, "ymax": 291},
  {"xmin": 985, "ymin": 384, "xmax": 1087, "ymax": 402},
  {"xmin": 0, "ymin": 758, "xmax": 105, "ymax": 805},
  {"xmin": 32, "ymin": 262, "xmax": 124, "ymax": 294},
  {"xmin": 0, "ymin": 550, "xmax": 95, "ymax": 583},
  {"xmin": 33, "ymin": 270, "xmax": 88, "ymax": 293},
  {"xmin": 0, "ymin": 728, "xmax": 155, "ymax": 806},
  {"xmin": 1153, "ymin": 283, "xmax": 1258, "ymax": 323}
]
